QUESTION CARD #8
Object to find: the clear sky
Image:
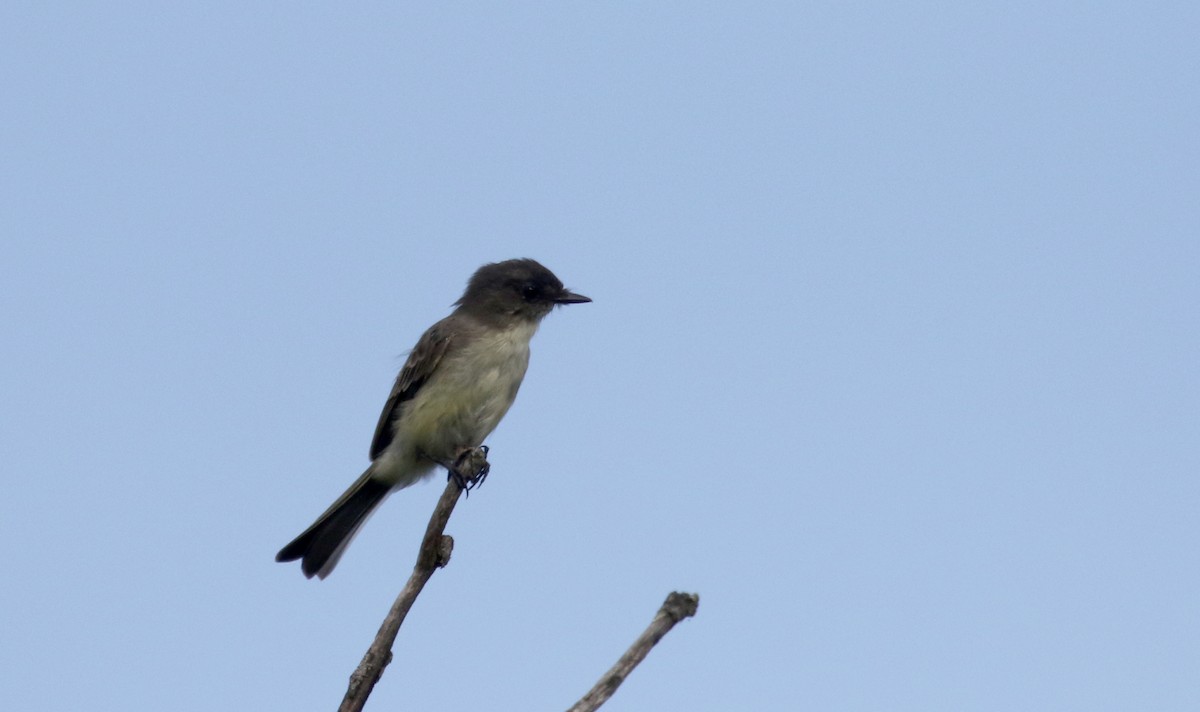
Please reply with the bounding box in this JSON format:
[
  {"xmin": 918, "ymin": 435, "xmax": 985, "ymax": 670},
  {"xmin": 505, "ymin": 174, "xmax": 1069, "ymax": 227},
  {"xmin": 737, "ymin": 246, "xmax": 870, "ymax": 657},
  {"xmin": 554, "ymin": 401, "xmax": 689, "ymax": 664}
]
[{"xmin": 3, "ymin": 3, "xmax": 1197, "ymax": 711}]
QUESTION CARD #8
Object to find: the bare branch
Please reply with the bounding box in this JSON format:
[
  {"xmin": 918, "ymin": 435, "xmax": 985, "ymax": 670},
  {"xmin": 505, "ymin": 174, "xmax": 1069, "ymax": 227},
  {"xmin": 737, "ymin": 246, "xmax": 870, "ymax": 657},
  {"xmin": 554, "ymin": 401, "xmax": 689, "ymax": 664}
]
[
  {"xmin": 338, "ymin": 479, "xmax": 464, "ymax": 712},
  {"xmin": 566, "ymin": 592, "xmax": 700, "ymax": 712},
  {"xmin": 332, "ymin": 446, "xmax": 696, "ymax": 712}
]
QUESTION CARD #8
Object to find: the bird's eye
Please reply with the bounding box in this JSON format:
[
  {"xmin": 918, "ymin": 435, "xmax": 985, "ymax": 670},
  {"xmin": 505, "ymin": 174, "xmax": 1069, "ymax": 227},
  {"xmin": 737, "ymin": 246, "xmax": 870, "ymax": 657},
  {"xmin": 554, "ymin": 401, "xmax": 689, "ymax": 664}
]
[{"xmin": 522, "ymin": 284, "xmax": 539, "ymax": 300}]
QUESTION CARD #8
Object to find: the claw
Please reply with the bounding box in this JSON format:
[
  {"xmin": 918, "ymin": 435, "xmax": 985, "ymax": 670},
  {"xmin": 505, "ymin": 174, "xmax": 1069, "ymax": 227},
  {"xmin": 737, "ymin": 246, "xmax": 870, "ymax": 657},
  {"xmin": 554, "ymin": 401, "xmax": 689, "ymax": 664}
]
[
  {"xmin": 445, "ymin": 446, "xmax": 491, "ymax": 495},
  {"xmin": 447, "ymin": 466, "xmax": 471, "ymax": 492}
]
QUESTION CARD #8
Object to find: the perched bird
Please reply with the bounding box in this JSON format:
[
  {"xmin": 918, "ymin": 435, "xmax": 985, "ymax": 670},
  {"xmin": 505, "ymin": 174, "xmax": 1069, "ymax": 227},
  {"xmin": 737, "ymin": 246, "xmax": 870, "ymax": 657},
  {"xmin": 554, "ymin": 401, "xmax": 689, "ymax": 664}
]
[{"xmin": 276, "ymin": 258, "xmax": 590, "ymax": 578}]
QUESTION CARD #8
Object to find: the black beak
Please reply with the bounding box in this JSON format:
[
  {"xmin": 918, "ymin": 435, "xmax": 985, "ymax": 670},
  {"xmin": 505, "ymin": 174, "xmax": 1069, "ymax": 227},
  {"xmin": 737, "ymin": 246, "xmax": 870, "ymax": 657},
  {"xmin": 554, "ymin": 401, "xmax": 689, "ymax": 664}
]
[{"xmin": 555, "ymin": 289, "xmax": 591, "ymax": 305}]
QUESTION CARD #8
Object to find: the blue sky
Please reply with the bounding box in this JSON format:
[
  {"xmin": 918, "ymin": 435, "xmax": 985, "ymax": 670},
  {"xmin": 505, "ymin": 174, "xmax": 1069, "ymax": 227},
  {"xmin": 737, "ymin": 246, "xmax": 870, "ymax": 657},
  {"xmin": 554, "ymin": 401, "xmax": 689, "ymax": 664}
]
[{"xmin": 3, "ymin": 3, "xmax": 1197, "ymax": 710}]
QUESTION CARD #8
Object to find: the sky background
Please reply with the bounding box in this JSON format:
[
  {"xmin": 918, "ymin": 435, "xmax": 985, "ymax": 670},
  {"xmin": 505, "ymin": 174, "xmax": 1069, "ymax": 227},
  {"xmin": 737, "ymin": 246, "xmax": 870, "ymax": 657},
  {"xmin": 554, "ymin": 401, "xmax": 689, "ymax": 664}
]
[{"xmin": 3, "ymin": 3, "xmax": 1198, "ymax": 711}]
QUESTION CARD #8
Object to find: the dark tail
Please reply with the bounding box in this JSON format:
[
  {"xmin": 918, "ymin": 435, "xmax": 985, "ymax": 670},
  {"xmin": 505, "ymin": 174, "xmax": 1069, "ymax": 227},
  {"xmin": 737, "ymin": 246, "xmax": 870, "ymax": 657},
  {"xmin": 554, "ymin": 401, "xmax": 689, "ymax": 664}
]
[{"xmin": 276, "ymin": 470, "xmax": 392, "ymax": 579}]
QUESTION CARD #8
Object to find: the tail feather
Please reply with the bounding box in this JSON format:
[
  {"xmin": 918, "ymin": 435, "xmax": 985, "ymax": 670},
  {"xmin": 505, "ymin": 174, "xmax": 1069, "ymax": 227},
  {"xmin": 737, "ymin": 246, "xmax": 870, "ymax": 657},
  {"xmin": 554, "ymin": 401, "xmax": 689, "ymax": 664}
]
[{"xmin": 277, "ymin": 470, "xmax": 392, "ymax": 579}]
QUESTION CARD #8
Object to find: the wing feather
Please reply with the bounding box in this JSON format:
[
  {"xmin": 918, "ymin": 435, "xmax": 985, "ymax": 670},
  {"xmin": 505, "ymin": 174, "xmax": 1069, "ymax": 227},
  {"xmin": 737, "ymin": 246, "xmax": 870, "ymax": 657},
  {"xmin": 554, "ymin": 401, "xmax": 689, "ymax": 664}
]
[{"xmin": 369, "ymin": 321, "xmax": 454, "ymax": 459}]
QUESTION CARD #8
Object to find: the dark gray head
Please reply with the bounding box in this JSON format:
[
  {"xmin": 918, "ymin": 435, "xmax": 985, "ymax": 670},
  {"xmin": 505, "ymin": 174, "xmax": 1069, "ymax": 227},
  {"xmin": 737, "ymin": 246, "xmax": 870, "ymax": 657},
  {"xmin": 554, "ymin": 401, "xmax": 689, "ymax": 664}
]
[{"xmin": 454, "ymin": 258, "xmax": 590, "ymax": 322}]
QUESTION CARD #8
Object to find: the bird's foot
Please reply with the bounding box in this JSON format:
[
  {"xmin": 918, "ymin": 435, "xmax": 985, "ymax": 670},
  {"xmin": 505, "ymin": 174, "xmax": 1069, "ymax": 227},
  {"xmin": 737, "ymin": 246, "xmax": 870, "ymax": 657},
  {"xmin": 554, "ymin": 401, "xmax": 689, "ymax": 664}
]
[{"xmin": 446, "ymin": 446, "xmax": 490, "ymax": 495}]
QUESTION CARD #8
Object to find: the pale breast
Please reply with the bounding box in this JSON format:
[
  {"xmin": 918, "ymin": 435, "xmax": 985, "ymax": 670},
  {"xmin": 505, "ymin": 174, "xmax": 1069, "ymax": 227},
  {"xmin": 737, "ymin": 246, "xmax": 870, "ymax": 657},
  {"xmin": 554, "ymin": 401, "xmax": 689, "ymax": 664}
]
[{"xmin": 390, "ymin": 320, "xmax": 536, "ymax": 463}]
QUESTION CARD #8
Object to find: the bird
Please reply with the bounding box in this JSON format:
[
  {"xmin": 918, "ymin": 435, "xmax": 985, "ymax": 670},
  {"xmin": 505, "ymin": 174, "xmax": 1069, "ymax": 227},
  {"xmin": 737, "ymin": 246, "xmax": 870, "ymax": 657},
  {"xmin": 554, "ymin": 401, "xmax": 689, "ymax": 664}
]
[{"xmin": 276, "ymin": 258, "xmax": 590, "ymax": 578}]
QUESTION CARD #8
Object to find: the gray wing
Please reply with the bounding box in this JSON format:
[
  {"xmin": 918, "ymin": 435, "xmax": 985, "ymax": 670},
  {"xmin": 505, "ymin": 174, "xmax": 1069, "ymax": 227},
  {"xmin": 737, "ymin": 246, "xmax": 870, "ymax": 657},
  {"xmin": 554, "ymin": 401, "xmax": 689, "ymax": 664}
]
[{"xmin": 369, "ymin": 320, "xmax": 454, "ymax": 460}]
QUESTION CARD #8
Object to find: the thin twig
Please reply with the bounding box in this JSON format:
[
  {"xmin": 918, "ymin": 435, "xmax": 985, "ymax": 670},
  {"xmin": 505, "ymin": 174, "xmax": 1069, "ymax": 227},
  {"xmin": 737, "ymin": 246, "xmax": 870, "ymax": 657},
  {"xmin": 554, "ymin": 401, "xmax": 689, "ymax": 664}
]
[
  {"xmin": 566, "ymin": 592, "xmax": 700, "ymax": 712},
  {"xmin": 338, "ymin": 479, "xmax": 464, "ymax": 712}
]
